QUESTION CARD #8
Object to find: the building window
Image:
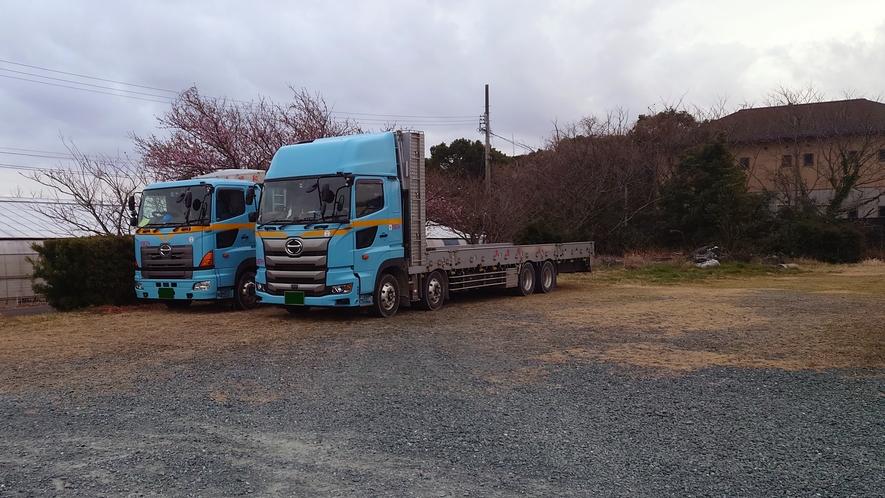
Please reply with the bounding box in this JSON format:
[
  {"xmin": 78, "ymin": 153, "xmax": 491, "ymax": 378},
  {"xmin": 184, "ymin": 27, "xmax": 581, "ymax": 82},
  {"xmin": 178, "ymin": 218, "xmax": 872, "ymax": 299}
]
[
  {"xmin": 739, "ymin": 157, "xmax": 750, "ymax": 169},
  {"xmin": 781, "ymin": 155, "xmax": 793, "ymax": 168},
  {"xmin": 879, "ymin": 206, "xmax": 885, "ymax": 218},
  {"xmin": 803, "ymin": 153, "xmax": 814, "ymax": 167},
  {"xmin": 878, "ymin": 149, "xmax": 885, "ymax": 162},
  {"xmin": 847, "ymin": 209, "xmax": 858, "ymax": 219}
]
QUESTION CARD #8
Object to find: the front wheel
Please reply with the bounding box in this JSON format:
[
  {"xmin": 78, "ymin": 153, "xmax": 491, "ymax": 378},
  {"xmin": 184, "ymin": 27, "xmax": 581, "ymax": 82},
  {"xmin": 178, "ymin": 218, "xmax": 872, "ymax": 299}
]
[
  {"xmin": 233, "ymin": 269, "xmax": 260, "ymax": 310},
  {"xmin": 370, "ymin": 273, "xmax": 400, "ymax": 318}
]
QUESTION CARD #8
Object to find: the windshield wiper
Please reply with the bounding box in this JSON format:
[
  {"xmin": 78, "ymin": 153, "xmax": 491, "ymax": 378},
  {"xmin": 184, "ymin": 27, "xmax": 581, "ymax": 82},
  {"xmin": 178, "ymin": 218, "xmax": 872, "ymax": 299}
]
[{"xmin": 259, "ymin": 219, "xmax": 297, "ymax": 225}]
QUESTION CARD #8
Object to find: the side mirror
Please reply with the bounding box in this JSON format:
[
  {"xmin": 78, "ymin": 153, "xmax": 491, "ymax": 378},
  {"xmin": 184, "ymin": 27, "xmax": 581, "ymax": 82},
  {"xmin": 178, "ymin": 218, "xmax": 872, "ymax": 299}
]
[
  {"xmin": 192, "ymin": 198, "xmax": 202, "ymax": 211},
  {"xmin": 184, "ymin": 191, "xmax": 193, "ymax": 209},
  {"xmin": 129, "ymin": 215, "xmax": 138, "ymax": 227},
  {"xmin": 127, "ymin": 195, "xmax": 136, "ymax": 212},
  {"xmin": 321, "ymin": 183, "xmax": 335, "ymax": 203},
  {"xmin": 245, "ymin": 185, "xmax": 257, "ymax": 205},
  {"xmin": 336, "ymin": 195, "xmax": 345, "ymax": 213}
]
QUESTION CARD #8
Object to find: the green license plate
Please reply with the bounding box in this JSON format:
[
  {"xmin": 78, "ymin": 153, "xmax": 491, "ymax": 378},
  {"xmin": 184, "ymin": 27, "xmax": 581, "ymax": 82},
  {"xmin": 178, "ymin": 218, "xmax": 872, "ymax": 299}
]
[
  {"xmin": 158, "ymin": 288, "xmax": 175, "ymax": 299},
  {"xmin": 284, "ymin": 291, "xmax": 305, "ymax": 305}
]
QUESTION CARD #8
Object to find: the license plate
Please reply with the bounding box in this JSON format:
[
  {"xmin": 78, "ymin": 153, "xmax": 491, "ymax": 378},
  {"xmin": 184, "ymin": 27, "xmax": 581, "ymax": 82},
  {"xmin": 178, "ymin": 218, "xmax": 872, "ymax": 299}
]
[
  {"xmin": 158, "ymin": 288, "xmax": 175, "ymax": 299},
  {"xmin": 284, "ymin": 291, "xmax": 305, "ymax": 305}
]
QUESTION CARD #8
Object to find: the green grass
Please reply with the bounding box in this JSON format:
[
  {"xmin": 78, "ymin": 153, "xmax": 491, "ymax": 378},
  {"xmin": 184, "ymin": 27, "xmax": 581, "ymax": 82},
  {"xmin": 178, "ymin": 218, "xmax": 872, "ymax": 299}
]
[{"xmin": 596, "ymin": 261, "xmax": 796, "ymax": 285}]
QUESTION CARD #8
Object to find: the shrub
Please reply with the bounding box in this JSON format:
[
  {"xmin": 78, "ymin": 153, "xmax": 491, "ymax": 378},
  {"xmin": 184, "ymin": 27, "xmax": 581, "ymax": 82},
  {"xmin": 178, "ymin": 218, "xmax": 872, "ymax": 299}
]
[
  {"xmin": 766, "ymin": 215, "xmax": 865, "ymax": 264},
  {"xmin": 29, "ymin": 235, "xmax": 136, "ymax": 311}
]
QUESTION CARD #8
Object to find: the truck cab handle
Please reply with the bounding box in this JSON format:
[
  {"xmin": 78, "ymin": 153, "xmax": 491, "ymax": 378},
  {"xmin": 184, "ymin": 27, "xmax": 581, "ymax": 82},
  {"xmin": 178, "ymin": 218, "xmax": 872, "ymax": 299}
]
[{"xmin": 380, "ymin": 233, "xmax": 388, "ymax": 238}]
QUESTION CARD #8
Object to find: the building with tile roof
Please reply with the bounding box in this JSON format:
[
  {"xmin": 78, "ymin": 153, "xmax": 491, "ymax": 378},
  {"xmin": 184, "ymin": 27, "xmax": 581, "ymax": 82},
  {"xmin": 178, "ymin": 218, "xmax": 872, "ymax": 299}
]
[{"xmin": 713, "ymin": 99, "xmax": 885, "ymax": 218}]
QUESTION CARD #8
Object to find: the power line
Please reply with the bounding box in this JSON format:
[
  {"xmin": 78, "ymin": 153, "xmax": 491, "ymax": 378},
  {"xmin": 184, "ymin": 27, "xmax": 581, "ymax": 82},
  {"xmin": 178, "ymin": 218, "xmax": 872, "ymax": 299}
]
[
  {"xmin": 0, "ymin": 67, "xmax": 177, "ymax": 100},
  {"xmin": 0, "ymin": 73, "xmax": 173, "ymax": 104},
  {"xmin": 490, "ymin": 132, "xmax": 536, "ymax": 152},
  {"xmin": 331, "ymin": 110, "xmax": 476, "ymax": 119},
  {"xmin": 0, "ymin": 59, "xmax": 179, "ymax": 94}
]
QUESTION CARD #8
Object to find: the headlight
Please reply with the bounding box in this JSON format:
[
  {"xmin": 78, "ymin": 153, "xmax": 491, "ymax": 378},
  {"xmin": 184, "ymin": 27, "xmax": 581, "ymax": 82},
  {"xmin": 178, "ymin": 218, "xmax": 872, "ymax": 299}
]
[
  {"xmin": 256, "ymin": 282, "xmax": 266, "ymax": 292},
  {"xmin": 193, "ymin": 281, "xmax": 211, "ymax": 291},
  {"xmin": 135, "ymin": 282, "xmax": 144, "ymax": 290},
  {"xmin": 331, "ymin": 284, "xmax": 353, "ymax": 294}
]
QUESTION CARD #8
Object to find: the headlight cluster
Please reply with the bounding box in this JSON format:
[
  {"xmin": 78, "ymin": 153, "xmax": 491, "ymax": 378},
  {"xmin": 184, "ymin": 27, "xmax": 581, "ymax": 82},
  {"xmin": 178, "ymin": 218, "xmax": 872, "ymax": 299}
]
[
  {"xmin": 193, "ymin": 281, "xmax": 211, "ymax": 291},
  {"xmin": 331, "ymin": 284, "xmax": 353, "ymax": 294}
]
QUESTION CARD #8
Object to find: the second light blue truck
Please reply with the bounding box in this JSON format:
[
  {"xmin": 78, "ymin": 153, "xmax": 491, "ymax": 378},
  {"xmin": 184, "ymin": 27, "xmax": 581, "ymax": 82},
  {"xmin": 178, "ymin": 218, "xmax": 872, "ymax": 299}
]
[{"xmin": 253, "ymin": 130, "xmax": 594, "ymax": 317}]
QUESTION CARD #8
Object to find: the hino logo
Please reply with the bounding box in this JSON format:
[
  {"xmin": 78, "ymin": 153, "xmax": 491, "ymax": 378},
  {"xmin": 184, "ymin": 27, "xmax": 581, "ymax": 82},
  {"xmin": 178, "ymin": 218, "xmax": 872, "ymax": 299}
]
[
  {"xmin": 158, "ymin": 244, "xmax": 173, "ymax": 256},
  {"xmin": 285, "ymin": 238, "xmax": 304, "ymax": 257}
]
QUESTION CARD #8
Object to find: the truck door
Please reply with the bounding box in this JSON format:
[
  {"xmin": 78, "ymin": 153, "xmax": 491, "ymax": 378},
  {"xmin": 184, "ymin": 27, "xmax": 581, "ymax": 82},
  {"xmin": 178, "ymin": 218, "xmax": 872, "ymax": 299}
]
[
  {"xmin": 214, "ymin": 187, "xmax": 250, "ymax": 287},
  {"xmin": 352, "ymin": 178, "xmax": 398, "ymax": 293}
]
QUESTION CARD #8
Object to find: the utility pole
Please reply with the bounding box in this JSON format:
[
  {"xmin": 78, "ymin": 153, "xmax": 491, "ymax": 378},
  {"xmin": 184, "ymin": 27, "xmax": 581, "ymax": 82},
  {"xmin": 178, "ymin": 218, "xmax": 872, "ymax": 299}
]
[{"xmin": 483, "ymin": 84, "xmax": 491, "ymax": 192}]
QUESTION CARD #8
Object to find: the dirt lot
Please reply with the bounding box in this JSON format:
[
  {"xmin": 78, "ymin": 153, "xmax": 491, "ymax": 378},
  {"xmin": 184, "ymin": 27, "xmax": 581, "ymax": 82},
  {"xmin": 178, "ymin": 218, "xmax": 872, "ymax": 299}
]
[
  {"xmin": 1, "ymin": 262, "xmax": 884, "ymax": 496},
  {"xmin": 3, "ymin": 261, "xmax": 884, "ymax": 393}
]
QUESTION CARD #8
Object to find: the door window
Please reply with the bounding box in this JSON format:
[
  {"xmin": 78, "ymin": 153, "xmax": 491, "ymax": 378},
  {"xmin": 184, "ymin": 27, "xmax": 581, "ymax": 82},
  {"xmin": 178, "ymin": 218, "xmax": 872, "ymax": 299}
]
[{"xmin": 355, "ymin": 180, "xmax": 384, "ymax": 218}]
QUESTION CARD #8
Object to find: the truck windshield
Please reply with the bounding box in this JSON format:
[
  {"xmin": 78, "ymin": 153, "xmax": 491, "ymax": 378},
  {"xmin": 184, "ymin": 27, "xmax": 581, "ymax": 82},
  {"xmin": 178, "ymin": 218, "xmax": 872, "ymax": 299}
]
[
  {"xmin": 137, "ymin": 185, "xmax": 211, "ymax": 227},
  {"xmin": 258, "ymin": 176, "xmax": 351, "ymax": 225}
]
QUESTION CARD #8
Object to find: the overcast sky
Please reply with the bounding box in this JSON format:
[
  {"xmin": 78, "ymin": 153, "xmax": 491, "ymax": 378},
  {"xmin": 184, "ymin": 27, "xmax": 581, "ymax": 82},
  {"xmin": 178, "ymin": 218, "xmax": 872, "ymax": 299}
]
[{"xmin": 2, "ymin": 0, "xmax": 884, "ymax": 196}]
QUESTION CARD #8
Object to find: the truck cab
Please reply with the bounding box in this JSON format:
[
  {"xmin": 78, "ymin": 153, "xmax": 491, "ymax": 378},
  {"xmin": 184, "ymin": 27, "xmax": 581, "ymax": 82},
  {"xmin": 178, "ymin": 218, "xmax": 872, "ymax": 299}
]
[
  {"xmin": 254, "ymin": 133, "xmax": 408, "ymax": 315},
  {"xmin": 130, "ymin": 170, "xmax": 263, "ymax": 310}
]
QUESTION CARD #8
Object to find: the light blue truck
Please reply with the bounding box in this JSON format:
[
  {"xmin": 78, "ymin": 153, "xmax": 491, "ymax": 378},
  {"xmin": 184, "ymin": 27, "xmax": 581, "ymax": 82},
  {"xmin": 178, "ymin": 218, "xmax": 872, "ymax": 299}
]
[
  {"xmin": 128, "ymin": 170, "xmax": 264, "ymax": 310},
  {"xmin": 253, "ymin": 131, "xmax": 594, "ymax": 317}
]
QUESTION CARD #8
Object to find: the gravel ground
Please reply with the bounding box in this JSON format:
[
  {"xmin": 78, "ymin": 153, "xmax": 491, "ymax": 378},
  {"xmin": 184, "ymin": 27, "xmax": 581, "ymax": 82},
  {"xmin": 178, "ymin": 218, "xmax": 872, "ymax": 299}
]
[{"xmin": 1, "ymin": 270, "xmax": 884, "ymax": 497}]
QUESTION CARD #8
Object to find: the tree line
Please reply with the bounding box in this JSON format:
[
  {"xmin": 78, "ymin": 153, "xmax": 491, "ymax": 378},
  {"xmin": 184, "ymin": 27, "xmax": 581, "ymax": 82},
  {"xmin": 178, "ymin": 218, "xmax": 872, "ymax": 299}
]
[{"xmin": 25, "ymin": 85, "xmax": 885, "ymax": 262}]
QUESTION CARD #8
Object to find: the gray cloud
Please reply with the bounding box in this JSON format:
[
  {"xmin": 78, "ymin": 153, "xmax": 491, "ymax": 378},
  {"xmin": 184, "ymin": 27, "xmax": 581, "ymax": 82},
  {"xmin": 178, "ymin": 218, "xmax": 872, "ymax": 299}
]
[{"xmin": 2, "ymin": 0, "xmax": 884, "ymax": 194}]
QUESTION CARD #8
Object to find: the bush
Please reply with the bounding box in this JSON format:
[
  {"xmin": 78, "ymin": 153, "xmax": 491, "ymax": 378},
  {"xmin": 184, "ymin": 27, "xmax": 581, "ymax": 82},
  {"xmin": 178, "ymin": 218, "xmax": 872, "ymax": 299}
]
[
  {"xmin": 766, "ymin": 215, "xmax": 866, "ymax": 264},
  {"xmin": 29, "ymin": 235, "xmax": 136, "ymax": 311}
]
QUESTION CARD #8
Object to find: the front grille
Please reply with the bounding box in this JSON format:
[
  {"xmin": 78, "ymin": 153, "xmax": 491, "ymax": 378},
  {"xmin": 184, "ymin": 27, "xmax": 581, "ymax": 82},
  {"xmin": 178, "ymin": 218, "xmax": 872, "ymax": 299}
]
[
  {"xmin": 140, "ymin": 245, "xmax": 194, "ymax": 279},
  {"xmin": 262, "ymin": 238, "xmax": 330, "ymax": 296}
]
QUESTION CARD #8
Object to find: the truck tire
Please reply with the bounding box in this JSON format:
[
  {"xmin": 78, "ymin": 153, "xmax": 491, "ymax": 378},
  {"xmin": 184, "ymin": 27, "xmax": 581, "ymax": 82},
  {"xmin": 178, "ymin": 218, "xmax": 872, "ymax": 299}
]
[
  {"xmin": 419, "ymin": 270, "xmax": 446, "ymax": 311},
  {"xmin": 370, "ymin": 273, "xmax": 400, "ymax": 318},
  {"xmin": 514, "ymin": 263, "xmax": 535, "ymax": 296},
  {"xmin": 535, "ymin": 260, "xmax": 556, "ymax": 294},
  {"xmin": 233, "ymin": 269, "xmax": 260, "ymax": 310},
  {"xmin": 165, "ymin": 300, "xmax": 192, "ymax": 309}
]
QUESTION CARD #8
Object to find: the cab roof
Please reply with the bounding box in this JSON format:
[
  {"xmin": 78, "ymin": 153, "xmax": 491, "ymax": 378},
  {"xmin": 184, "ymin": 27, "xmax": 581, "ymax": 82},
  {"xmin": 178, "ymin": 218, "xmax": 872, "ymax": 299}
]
[{"xmin": 266, "ymin": 132, "xmax": 397, "ymax": 180}]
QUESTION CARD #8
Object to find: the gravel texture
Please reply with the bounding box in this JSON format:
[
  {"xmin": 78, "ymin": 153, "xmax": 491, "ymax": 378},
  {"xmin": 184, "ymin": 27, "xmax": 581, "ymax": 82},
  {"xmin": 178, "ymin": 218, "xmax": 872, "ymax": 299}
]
[
  {"xmin": 1, "ymin": 330, "xmax": 883, "ymax": 497},
  {"xmin": 2, "ymin": 268, "xmax": 885, "ymax": 497}
]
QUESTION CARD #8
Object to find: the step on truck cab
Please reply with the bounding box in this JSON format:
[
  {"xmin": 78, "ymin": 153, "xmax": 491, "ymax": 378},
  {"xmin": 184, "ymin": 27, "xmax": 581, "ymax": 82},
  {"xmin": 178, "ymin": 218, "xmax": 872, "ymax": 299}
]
[
  {"xmin": 128, "ymin": 169, "xmax": 264, "ymax": 310},
  {"xmin": 254, "ymin": 131, "xmax": 594, "ymax": 318}
]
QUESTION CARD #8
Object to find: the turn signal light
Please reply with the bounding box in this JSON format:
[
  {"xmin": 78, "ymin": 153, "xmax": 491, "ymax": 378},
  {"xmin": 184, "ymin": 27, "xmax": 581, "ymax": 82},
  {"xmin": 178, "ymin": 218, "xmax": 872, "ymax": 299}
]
[{"xmin": 199, "ymin": 251, "xmax": 214, "ymax": 267}]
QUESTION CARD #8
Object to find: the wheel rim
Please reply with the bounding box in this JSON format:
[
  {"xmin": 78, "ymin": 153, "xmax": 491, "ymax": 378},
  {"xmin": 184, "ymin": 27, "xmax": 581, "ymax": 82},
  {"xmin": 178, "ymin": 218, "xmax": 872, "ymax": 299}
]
[
  {"xmin": 380, "ymin": 281, "xmax": 397, "ymax": 311},
  {"xmin": 427, "ymin": 277, "xmax": 442, "ymax": 305},
  {"xmin": 239, "ymin": 273, "xmax": 257, "ymax": 306},
  {"xmin": 240, "ymin": 281, "xmax": 256, "ymax": 304},
  {"xmin": 542, "ymin": 266, "xmax": 554, "ymax": 289},
  {"xmin": 523, "ymin": 267, "xmax": 534, "ymax": 291}
]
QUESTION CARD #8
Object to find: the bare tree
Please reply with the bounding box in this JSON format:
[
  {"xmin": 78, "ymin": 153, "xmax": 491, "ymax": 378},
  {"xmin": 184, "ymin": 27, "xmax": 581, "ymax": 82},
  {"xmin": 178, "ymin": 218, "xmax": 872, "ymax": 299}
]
[
  {"xmin": 25, "ymin": 138, "xmax": 151, "ymax": 236},
  {"xmin": 131, "ymin": 86, "xmax": 364, "ymax": 181}
]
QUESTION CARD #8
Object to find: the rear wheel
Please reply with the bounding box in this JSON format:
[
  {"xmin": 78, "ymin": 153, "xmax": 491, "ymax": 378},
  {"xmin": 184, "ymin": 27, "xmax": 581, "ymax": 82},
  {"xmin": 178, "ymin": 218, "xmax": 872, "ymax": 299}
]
[
  {"xmin": 535, "ymin": 261, "xmax": 556, "ymax": 294},
  {"xmin": 514, "ymin": 263, "xmax": 535, "ymax": 296},
  {"xmin": 419, "ymin": 270, "xmax": 446, "ymax": 311},
  {"xmin": 233, "ymin": 269, "xmax": 260, "ymax": 310},
  {"xmin": 370, "ymin": 273, "xmax": 400, "ymax": 318},
  {"xmin": 164, "ymin": 299, "xmax": 192, "ymax": 309}
]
